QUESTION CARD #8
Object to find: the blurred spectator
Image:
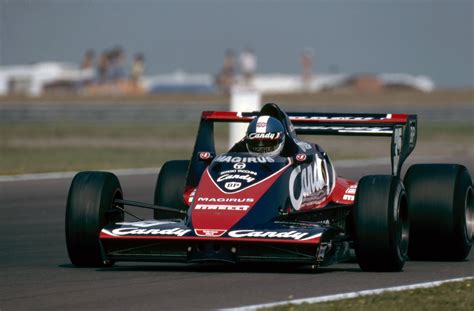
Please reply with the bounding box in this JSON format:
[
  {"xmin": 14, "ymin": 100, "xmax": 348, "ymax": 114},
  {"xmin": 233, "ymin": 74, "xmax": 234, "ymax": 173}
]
[
  {"xmin": 301, "ymin": 48, "xmax": 314, "ymax": 90},
  {"xmin": 131, "ymin": 53, "xmax": 145, "ymax": 91},
  {"xmin": 108, "ymin": 46, "xmax": 127, "ymax": 81},
  {"xmin": 96, "ymin": 50, "xmax": 109, "ymax": 84},
  {"xmin": 80, "ymin": 50, "xmax": 95, "ymax": 70},
  {"xmin": 79, "ymin": 49, "xmax": 95, "ymax": 86},
  {"xmin": 240, "ymin": 47, "xmax": 257, "ymax": 86},
  {"xmin": 82, "ymin": 46, "xmax": 147, "ymax": 96},
  {"xmin": 216, "ymin": 49, "xmax": 236, "ymax": 93}
]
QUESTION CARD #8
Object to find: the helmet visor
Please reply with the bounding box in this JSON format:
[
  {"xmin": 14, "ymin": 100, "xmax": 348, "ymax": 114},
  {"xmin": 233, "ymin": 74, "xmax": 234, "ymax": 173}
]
[
  {"xmin": 246, "ymin": 132, "xmax": 284, "ymax": 155},
  {"xmin": 247, "ymin": 139, "xmax": 280, "ymax": 154}
]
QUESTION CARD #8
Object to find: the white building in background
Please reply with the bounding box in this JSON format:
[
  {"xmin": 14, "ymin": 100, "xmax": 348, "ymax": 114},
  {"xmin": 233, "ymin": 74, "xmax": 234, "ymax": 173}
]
[
  {"xmin": 0, "ymin": 61, "xmax": 435, "ymax": 96},
  {"xmin": 0, "ymin": 62, "xmax": 92, "ymax": 96},
  {"xmin": 142, "ymin": 72, "xmax": 434, "ymax": 94}
]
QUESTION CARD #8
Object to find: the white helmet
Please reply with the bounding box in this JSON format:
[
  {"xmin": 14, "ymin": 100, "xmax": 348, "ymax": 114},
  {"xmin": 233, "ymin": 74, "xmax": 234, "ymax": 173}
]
[{"xmin": 245, "ymin": 116, "xmax": 285, "ymax": 157}]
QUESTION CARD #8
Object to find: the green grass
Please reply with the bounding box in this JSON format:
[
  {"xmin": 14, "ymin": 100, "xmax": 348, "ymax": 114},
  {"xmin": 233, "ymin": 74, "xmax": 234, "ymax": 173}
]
[
  {"xmin": 1, "ymin": 121, "xmax": 200, "ymax": 139},
  {"xmin": 0, "ymin": 121, "xmax": 227, "ymax": 174},
  {"xmin": 0, "ymin": 146, "xmax": 190, "ymax": 174},
  {"xmin": 0, "ymin": 121, "xmax": 472, "ymax": 175},
  {"xmin": 262, "ymin": 279, "xmax": 474, "ymax": 311},
  {"xmin": 418, "ymin": 122, "xmax": 474, "ymax": 140}
]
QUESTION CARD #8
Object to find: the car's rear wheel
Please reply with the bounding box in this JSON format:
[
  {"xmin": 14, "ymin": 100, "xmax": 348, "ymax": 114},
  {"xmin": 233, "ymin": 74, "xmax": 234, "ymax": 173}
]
[
  {"xmin": 353, "ymin": 175, "xmax": 408, "ymax": 272},
  {"xmin": 404, "ymin": 164, "xmax": 473, "ymax": 261},
  {"xmin": 154, "ymin": 160, "xmax": 189, "ymax": 219},
  {"xmin": 65, "ymin": 171, "xmax": 124, "ymax": 267}
]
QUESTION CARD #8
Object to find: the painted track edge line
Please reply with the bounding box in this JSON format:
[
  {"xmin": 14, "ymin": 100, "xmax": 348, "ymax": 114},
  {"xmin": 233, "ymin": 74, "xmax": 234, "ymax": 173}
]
[
  {"xmin": 220, "ymin": 276, "xmax": 474, "ymax": 311},
  {"xmin": 0, "ymin": 157, "xmax": 392, "ymax": 182},
  {"xmin": 0, "ymin": 155, "xmax": 454, "ymax": 182},
  {"xmin": 0, "ymin": 167, "xmax": 161, "ymax": 182}
]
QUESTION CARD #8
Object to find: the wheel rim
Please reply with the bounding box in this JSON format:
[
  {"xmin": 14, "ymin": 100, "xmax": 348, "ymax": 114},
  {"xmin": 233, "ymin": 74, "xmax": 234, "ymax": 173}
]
[
  {"xmin": 104, "ymin": 189, "xmax": 124, "ymax": 226},
  {"xmin": 465, "ymin": 186, "xmax": 473, "ymax": 239},
  {"xmin": 395, "ymin": 190, "xmax": 409, "ymax": 257}
]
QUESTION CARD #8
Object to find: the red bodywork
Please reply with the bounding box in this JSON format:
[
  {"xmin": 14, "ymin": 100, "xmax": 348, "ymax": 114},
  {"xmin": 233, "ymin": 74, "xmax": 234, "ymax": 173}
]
[{"xmin": 183, "ymin": 160, "xmax": 357, "ymax": 236}]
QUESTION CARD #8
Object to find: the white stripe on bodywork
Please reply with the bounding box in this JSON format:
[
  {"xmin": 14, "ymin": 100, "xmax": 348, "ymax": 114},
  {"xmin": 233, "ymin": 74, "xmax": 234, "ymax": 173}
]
[{"xmin": 256, "ymin": 116, "xmax": 270, "ymax": 133}]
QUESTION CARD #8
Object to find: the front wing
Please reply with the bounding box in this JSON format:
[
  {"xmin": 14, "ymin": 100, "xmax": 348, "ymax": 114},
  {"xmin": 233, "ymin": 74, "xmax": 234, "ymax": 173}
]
[{"xmin": 100, "ymin": 220, "xmax": 350, "ymax": 265}]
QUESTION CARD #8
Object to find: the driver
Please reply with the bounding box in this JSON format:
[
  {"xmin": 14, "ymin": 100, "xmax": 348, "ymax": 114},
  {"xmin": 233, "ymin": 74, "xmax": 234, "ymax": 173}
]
[{"xmin": 245, "ymin": 116, "xmax": 285, "ymax": 157}]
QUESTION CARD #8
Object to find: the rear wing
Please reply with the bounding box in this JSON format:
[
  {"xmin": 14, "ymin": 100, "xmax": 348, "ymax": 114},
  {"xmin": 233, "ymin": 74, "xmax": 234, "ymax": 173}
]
[
  {"xmin": 187, "ymin": 110, "xmax": 417, "ymax": 187},
  {"xmin": 202, "ymin": 111, "xmax": 416, "ymax": 137}
]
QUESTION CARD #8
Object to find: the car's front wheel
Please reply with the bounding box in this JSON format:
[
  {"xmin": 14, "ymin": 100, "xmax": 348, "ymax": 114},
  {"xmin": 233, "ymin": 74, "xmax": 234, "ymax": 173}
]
[
  {"xmin": 65, "ymin": 171, "xmax": 124, "ymax": 267},
  {"xmin": 153, "ymin": 160, "xmax": 189, "ymax": 219}
]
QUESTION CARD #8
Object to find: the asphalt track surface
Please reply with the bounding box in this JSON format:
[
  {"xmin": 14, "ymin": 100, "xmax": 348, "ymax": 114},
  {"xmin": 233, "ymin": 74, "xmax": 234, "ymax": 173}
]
[{"xmin": 1, "ymin": 157, "xmax": 473, "ymax": 311}]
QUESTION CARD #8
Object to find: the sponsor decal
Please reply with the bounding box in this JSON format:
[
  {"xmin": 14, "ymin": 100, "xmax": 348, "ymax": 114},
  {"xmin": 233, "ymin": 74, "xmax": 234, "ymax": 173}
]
[
  {"xmin": 296, "ymin": 153, "xmax": 307, "ymax": 162},
  {"xmin": 248, "ymin": 132, "xmax": 281, "ymax": 140},
  {"xmin": 295, "ymin": 126, "xmax": 392, "ymax": 134},
  {"xmin": 188, "ymin": 188, "xmax": 197, "ymax": 203},
  {"xmin": 116, "ymin": 221, "xmax": 176, "ymax": 228},
  {"xmin": 215, "ymin": 156, "xmax": 275, "ymax": 163},
  {"xmin": 291, "ymin": 116, "xmax": 374, "ymax": 121},
  {"xmin": 218, "ymin": 169, "xmax": 257, "ymax": 176},
  {"xmin": 197, "ymin": 197, "xmax": 254, "ymax": 203},
  {"xmin": 239, "ymin": 169, "xmax": 257, "ymax": 176},
  {"xmin": 409, "ymin": 124, "xmax": 416, "ymax": 146},
  {"xmin": 224, "ymin": 181, "xmax": 241, "ymax": 190},
  {"xmin": 219, "ymin": 169, "xmax": 236, "ymax": 175},
  {"xmin": 343, "ymin": 194, "xmax": 355, "ymax": 201},
  {"xmin": 255, "ymin": 116, "xmax": 269, "ymax": 133},
  {"xmin": 195, "ymin": 204, "xmax": 249, "ymax": 211},
  {"xmin": 343, "ymin": 184, "xmax": 357, "ymax": 201},
  {"xmin": 345, "ymin": 184, "xmax": 357, "ymax": 195},
  {"xmin": 228, "ymin": 230, "xmax": 321, "ymax": 241},
  {"xmin": 199, "ymin": 151, "xmax": 211, "ymax": 160},
  {"xmin": 217, "ymin": 174, "xmax": 255, "ymax": 183},
  {"xmin": 392, "ymin": 127, "xmax": 403, "ymax": 175},
  {"xmin": 289, "ymin": 156, "xmax": 328, "ymax": 210},
  {"xmin": 110, "ymin": 227, "xmax": 191, "ymax": 236},
  {"xmin": 233, "ymin": 162, "xmax": 246, "ymax": 169},
  {"xmin": 288, "ymin": 123, "xmax": 295, "ymax": 132},
  {"xmin": 194, "ymin": 229, "xmax": 227, "ymax": 237},
  {"xmin": 296, "ymin": 141, "xmax": 312, "ymax": 151}
]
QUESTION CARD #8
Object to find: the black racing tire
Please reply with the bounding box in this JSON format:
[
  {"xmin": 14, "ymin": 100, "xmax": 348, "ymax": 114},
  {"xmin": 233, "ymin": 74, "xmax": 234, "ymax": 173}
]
[
  {"xmin": 154, "ymin": 160, "xmax": 189, "ymax": 219},
  {"xmin": 404, "ymin": 164, "xmax": 473, "ymax": 261},
  {"xmin": 353, "ymin": 175, "xmax": 409, "ymax": 272},
  {"xmin": 65, "ymin": 171, "xmax": 124, "ymax": 267}
]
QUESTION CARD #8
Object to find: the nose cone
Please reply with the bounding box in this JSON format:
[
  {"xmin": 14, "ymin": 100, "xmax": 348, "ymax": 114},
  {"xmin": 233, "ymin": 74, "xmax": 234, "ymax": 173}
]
[{"xmin": 191, "ymin": 166, "xmax": 288, "ymax": 233}]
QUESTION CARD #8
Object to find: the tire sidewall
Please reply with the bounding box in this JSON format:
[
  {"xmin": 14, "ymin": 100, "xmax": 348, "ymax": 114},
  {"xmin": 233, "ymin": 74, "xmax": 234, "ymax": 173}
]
[
  {"xmin": 65, "ymin": 171, "xmax": 123, "ymax": 267},
  {"xmin": 353, "ymin": 175, "xmax": 407, "ymax": 271},
  {"xmin": 405, "ymin": 164, "xmax": 472, "ymax": 260}
]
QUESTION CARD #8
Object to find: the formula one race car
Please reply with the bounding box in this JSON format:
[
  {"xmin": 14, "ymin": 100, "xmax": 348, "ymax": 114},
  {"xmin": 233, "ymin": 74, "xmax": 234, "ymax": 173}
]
[{"xmin": 65, "ymin": 103, "xmax": 473, "ymax": 271}]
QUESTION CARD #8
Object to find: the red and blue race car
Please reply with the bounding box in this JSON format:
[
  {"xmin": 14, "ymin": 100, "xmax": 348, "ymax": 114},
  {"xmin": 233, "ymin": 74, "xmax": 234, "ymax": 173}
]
[{"xmin": 65, "ymin": 103, "xmax": 473, "ymax": 271}]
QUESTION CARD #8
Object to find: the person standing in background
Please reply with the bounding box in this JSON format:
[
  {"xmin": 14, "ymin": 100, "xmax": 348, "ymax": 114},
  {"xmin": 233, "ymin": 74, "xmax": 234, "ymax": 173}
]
[
  {"xmin": 96, "ymin": 50, "xmax": 109, "ymax": 84},
  {"xmin": 301, "ymin": 48, "xmax": 314, "ymax": 91},
  {"xmin": 131, "ymin": 53, "xmax": 145, "ymax": 93},
  {"xmin": 79, "ymin": 49, "xmax": 95, "ymax": 87},
  {"xmin": 240, "ymin": 47, "xmax": 256, "ymax": 87},
  {"xmin": 216, "ymin": 49, "xmax": 236, "ymax": 93},
  {"xmin": 108, "ymin": 47, "xmax": 127, "ymax": 82},
  {"xmin": 131, "ymin": 53, "xmax": 145, "ymax": 80},
  {"xmin": 80, "ymin": 50, "xmax": 95, "ymax": 70}
]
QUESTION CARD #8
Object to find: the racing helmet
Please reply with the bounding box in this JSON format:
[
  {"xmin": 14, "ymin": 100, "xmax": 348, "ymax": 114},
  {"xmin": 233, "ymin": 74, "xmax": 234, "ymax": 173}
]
[{"xmin": 245, "ymin": 116, "xmax": 285, "ymax": 157}]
